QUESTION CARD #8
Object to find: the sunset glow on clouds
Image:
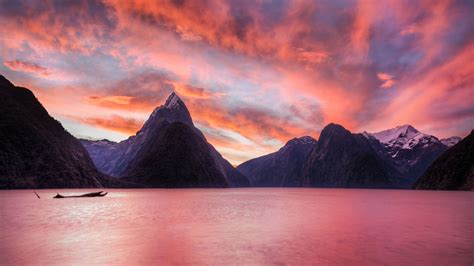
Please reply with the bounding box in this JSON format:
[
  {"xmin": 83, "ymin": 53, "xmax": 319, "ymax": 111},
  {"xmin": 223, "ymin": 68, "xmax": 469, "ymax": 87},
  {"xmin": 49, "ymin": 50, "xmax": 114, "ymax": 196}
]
[{"xmin": 1, "ymin": 0, "xmax": 473, "ymax": 164}]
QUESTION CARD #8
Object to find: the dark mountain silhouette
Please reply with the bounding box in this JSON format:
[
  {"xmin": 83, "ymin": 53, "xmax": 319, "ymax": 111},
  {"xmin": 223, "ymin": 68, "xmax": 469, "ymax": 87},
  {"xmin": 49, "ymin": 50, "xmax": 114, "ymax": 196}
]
[
  {"xmin": 0, "ymin": 75, "xmax": 106, "ymax": 189},
  {"xmin": 237, "ymin": 136, "xmax": 316, "ymax": 186},
  {"xmin": 302, "ymin": 124, "xmax": 397, "ymax": 188},
  {"xmin": 81, "ymin": 92, "xmax": 250, "ymax": 187},
  {"xmin": 123, "ymin": 122, "xmax": 229, "ymax": 187},
  {"xmin": 413, "ymin": 131, "xmax": 474, "ymax": 191}
]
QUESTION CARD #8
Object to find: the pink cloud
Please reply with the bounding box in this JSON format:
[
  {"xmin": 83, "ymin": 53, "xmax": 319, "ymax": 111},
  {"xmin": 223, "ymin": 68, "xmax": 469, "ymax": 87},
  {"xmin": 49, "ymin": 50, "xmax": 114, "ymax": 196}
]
[
  {"xmin": 377, "ymin": 72, "xmax": 396, "ymax": 88},
  {"xmin": 4, "ymin": 60, "xmax": 49, "ymax": 76}
]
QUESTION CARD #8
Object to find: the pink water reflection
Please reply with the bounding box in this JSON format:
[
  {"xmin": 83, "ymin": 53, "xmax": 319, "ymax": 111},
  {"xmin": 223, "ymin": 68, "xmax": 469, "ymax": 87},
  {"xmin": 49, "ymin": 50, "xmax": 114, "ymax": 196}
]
[{"xmin": 0, "ymin": 189, "xmax": 472, "ymax": 265}]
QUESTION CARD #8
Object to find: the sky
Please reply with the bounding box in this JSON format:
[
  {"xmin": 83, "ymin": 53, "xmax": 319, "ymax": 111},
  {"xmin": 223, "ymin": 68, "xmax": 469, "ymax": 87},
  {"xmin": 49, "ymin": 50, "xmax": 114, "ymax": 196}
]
[{"xmin": 0, "ymin": 0, "xmax": 473, "ymax": 165}]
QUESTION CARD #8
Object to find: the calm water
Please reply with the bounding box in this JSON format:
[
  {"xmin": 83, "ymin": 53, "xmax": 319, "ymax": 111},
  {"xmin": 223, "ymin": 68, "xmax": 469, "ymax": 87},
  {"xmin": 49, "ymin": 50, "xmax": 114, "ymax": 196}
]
[{"xmin": 0, "ymin": 188, "xmax": 472, "ymax": 265}]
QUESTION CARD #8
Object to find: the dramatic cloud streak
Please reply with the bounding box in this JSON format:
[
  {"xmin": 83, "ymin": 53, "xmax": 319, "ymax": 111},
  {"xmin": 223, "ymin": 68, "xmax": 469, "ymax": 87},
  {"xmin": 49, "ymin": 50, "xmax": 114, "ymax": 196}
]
[
  {"xmin": 4, "ymin": 60, "xmax": 49, "ymax": 76},
  {"xmin": 0, "ymin": 0, "xmax": 473, "ymax": 164}
]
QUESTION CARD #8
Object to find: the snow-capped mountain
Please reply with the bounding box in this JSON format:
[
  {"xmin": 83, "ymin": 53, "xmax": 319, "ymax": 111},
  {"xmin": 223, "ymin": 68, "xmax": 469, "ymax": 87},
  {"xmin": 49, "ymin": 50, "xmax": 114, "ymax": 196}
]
[
  {"xmin": 440, "ymin": 136, "xmax": 462, "ymax": 147},
  {"xmin": 364, "ymin": 125, "xmax": 448, "ymax": 182},
  {"xmin": 370, "ymin": 125, "xmax": 440, "ymax": 156}
]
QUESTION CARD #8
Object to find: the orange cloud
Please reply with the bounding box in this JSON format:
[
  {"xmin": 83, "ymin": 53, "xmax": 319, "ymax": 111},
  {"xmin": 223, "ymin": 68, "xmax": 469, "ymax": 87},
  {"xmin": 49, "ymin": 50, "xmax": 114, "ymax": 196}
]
[
  {"xmin": 104, "ymin": 0, "xmax": 335, "ymax": 67},
  {"xmin": 74, "ymin": 115, "xmax": 144, "ymax": 135},
  {"xmin": 89, "ymin": 95, "xmax": 133, "ymax": 105},
  {"xmin": 187, "ymin": 99, "xmax": 313, "ymax": 144},
  {"xmin": 86, "ymin": 96, "xmax": 157, "ymax": 112},
  {"xmin": 173, "ymin": 83, "xmax": 225, "ymax": 99}
]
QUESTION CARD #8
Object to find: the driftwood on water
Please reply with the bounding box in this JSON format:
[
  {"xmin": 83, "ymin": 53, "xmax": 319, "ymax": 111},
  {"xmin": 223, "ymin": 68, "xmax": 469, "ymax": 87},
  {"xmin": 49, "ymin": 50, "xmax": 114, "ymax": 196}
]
[{"xmin": 53, "ymin": 191, "xmax": 108, "ymax": 199}]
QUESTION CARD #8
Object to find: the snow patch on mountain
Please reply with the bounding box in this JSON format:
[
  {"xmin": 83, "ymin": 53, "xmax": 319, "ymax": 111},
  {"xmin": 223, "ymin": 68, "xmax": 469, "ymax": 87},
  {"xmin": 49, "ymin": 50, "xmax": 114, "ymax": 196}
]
[
  {"xmin": 371, "ymin": 125, "xmax": 417, "ymax": 144},
  {"xmin": 440, "ymin": 136, "xmax": 462, "ymax": 147},
  {"xmin": 369, "ymin": 125, "xmax": 440, "ymax": 152}
]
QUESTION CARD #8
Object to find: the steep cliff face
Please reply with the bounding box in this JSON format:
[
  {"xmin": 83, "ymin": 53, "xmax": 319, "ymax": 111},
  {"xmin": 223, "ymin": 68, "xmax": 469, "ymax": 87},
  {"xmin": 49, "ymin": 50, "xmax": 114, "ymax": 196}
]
[
  {"xmin": 237, "ymin": 136, "xmax": 317, "ymax": 187},
  {"xmin": 302, "ymin": 124, "xmax": 396, "ymax": 188},
  {"xmin": 0, "ymin": 75, "xmax": 104, "ymax": 189},
  {"xmin": 414, "ymin": 131, "xmax": 474, "ymax": 191}
]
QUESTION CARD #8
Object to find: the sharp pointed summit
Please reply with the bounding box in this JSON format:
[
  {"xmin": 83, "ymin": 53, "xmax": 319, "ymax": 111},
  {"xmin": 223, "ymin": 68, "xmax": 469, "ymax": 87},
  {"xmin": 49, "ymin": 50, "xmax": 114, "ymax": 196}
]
[
  {"xmin": 164, "ymin": 91, "xmax": 183, "ymax": 109},
  {"xmin": 81, "ymin": 91, "xmax": 250, "ymax": 187},
  {"xmin": 143, "ymin": 91, "xmax": 194, "ymax": 132}
]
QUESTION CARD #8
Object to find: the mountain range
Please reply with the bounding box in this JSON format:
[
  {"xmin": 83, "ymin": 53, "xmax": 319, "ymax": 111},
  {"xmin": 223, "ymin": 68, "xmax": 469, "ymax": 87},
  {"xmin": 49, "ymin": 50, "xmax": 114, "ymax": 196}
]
[
  {"xmin": 238, "ymin": 123, "xmax": 462, "ymax": 189},
  {"xmin": 0, "ymin": 74, "xmax": 470, "ymax": 190}
]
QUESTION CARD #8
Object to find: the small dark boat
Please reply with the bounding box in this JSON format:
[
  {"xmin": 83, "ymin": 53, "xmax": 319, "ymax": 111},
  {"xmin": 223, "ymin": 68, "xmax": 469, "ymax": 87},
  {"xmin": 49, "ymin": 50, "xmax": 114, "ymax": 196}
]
[{"xmin": 53, "ymin": 191, "xmax": 108, "ymax": 199}]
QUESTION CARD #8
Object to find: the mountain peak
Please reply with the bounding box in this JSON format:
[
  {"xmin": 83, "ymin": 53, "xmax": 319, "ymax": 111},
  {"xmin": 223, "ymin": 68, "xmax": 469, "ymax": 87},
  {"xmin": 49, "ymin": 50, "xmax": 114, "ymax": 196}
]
[
  {"xmin": 146, "ymin": 91, "xmax": 192, "ymax": 124},
  {"xmin": 164, "ymin": 91, "xmax": 183, "ymax": 109},
  {"xmin": 398, "ymin": 124, "xmax": 418, "ymax": 133},
  {"xmin": 320, "ymin": 123, "xmax": 351, "ymax": 137},
  {"xmin": 316, "ymin": 123, "xmax": 355, "ymax": 149}
]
